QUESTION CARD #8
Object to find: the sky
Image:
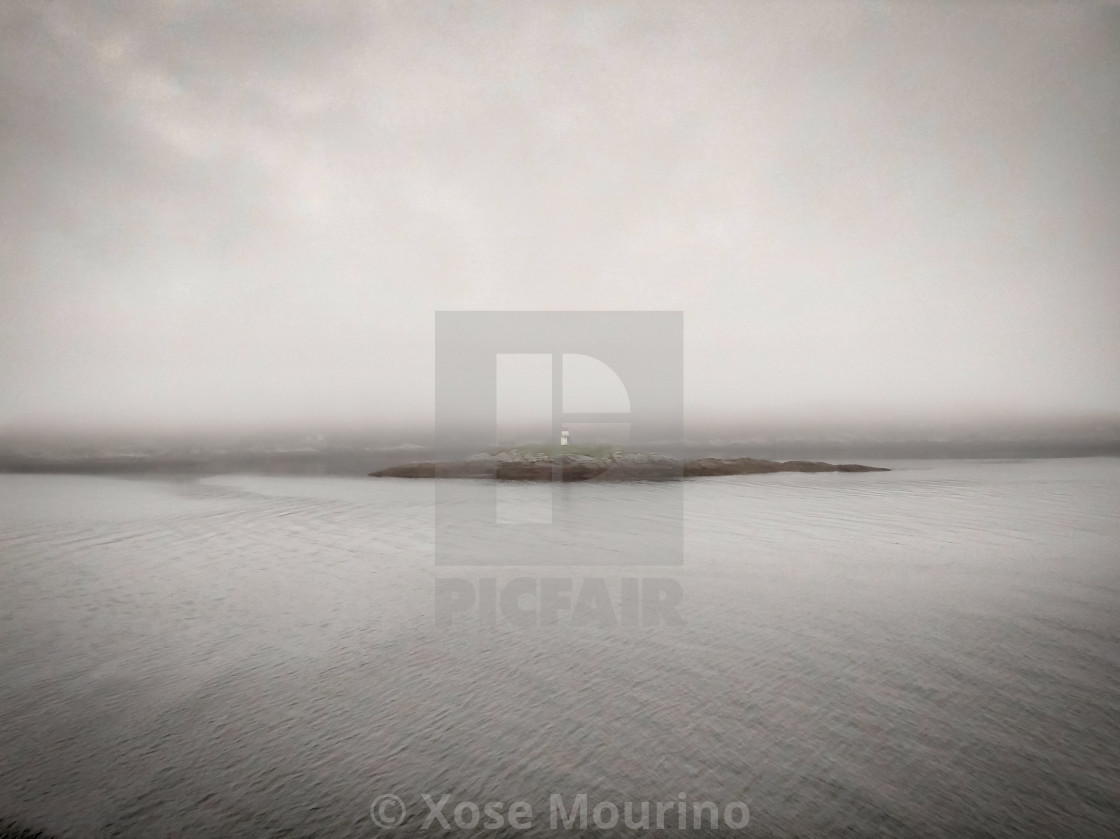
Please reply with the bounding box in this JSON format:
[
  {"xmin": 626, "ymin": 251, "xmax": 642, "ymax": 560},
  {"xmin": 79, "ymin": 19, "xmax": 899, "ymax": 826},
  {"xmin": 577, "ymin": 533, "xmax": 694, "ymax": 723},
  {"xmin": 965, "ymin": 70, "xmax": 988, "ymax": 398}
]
[{"xmin": 1, "ymin": 0, "xmax": 1118, "ymax": 435}]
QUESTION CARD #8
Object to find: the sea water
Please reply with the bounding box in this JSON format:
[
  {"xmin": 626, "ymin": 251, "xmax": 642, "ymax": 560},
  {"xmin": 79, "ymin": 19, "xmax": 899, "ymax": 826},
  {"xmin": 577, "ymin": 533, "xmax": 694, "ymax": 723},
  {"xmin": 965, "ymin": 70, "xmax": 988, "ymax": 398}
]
[{"xmin": 1, "ymin": 459, "xmax": 1118, "ymax": 837}]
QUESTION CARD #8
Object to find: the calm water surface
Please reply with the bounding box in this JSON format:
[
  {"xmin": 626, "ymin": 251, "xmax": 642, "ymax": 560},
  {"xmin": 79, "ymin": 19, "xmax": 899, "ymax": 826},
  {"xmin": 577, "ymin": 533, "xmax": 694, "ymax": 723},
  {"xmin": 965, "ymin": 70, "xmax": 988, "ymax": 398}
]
[{"xmin": 1, "ymin": 459, "xmax": 1118, "ymax": 837}]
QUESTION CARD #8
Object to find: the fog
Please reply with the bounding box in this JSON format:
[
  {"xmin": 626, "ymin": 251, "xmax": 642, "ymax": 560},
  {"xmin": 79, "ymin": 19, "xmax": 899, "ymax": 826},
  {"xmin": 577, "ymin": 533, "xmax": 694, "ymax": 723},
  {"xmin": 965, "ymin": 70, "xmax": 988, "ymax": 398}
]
[{"xmin": 2, "ymin": 1, "xmax": 1119, "ymax": 437}]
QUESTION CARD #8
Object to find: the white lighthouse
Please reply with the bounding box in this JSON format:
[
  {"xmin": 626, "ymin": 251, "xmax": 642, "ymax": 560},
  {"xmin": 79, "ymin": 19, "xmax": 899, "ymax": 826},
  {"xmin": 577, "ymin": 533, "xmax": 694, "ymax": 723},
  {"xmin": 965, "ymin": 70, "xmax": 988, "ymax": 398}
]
[{"xmin": 560, "ymin": 423, "xmax": 570, "ymax": 446}]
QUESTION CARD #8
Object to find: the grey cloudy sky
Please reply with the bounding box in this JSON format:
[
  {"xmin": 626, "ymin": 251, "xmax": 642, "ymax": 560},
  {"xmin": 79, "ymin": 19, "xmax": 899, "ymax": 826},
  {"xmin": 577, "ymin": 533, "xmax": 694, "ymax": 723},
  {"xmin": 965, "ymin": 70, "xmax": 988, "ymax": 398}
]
[{"xmin": 2, "ymin": 1, "xmax": 1118, "ymax": 433}]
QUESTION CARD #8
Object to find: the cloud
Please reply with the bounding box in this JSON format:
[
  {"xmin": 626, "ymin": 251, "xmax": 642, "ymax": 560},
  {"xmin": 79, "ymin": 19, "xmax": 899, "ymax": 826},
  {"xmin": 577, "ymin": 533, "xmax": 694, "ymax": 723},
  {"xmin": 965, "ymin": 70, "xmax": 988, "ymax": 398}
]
[{"xmin": 1, "ymin": 1, "xmax": 1118, "ymax": 432}]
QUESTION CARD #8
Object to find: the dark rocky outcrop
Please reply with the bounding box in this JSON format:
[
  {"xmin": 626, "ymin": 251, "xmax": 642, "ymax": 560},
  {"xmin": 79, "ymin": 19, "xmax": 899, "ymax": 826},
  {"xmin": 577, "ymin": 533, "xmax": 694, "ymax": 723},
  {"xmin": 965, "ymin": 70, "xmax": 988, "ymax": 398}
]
[
  {"xmin": 681, "ymin": 457, "xmax": 888, "ymax": 477},
  {"xmin": 370, "ymin": 451, "xmax": 887, "ymax": 481}
]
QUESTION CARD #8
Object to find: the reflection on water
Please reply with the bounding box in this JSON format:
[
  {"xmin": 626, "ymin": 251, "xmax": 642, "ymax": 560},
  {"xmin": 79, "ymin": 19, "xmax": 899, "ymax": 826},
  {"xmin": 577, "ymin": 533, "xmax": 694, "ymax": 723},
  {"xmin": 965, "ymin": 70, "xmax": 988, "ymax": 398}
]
[{"xmin": 1, "ymin": 459, "xmax": 1118, "ymax": 837}]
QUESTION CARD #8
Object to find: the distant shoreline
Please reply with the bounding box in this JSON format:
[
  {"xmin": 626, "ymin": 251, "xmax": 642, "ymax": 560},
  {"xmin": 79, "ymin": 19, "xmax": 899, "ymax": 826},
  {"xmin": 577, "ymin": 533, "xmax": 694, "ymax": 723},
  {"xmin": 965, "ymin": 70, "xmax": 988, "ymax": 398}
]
[{"xmin": 2, "ymin": 442, "xmax": 1118, "ymax": 476}]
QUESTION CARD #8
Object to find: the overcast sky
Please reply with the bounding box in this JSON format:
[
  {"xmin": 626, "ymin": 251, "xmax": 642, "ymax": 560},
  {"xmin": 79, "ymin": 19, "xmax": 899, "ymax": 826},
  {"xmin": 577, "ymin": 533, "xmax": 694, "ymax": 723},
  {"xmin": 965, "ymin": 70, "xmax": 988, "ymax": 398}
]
[{"xmin": 2, "ymin": 1, "xmax": 1118, "ymax": 434}]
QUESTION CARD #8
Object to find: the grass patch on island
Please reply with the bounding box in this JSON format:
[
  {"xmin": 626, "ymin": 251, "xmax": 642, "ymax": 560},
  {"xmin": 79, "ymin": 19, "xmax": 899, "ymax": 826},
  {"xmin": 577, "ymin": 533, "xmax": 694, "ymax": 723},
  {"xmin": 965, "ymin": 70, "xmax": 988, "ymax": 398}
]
[{"xmin": 483, "ymin": 444, "xmax": 641, "ymax": 458}]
